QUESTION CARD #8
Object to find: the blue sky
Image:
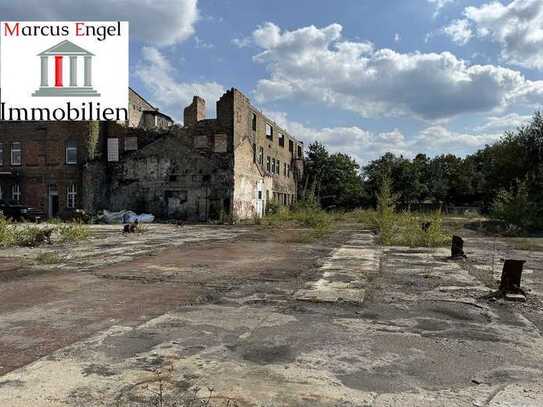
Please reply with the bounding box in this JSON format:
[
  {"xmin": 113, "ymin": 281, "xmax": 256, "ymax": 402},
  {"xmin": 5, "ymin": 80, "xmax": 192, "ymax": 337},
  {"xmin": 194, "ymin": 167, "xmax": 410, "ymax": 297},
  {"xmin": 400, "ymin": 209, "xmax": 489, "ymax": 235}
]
[{"xmin": 2, "ymin": 0, "xmax": 543, "ymax": 164}]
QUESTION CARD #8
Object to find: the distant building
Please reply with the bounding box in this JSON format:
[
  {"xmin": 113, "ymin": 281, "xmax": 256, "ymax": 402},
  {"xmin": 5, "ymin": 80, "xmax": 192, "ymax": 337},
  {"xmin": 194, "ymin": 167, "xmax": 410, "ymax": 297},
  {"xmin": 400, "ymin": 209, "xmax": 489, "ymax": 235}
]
[
  {"xmin": 0, "ymin": 88, "xmax": 303, "ymax": 221},
  {"xmin": 126, "ymin": 88, "xmax": 174, "ymax": 130}
]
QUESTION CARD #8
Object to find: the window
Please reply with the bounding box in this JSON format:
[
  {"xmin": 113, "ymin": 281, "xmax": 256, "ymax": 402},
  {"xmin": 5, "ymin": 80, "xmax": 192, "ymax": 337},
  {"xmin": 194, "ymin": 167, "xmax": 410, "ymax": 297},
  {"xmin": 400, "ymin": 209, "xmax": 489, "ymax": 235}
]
[
  {"xmin": 0, "ymin": 143, "xmax": 3, "ymax": 166},
  {"xmin": 266, "ymin": 156, "xmax": 271, "ymax": 172},
  {"xmin": 297, "ymin": 145, "xmax": 302, "ymax": 158},
  {"xmin": 11, "ymin": 142, "xmax": 21, "ymax": 166},
  {"xmin": 258, "ymin": 147, "xmax": 264, "ymax": 165},
  {"xmin": 265, "ymin": 123, "xmax": 273, "ymax": 140},
  {"xmin": 252, "ymin": 113, "xmax": 257, "ymax": 131},
  {"xmin": 252, "ymin": 143, "xmax": 256, "ymax": 163},
  {"xmin": 279, "ymin": 134, "xmax": 285, "ymax": 147},
  {"xmin": 272, "ymin": 158, "xmax": 276, "ymax": 174},
  {"xmin": 12, "ymin": 184, "xmax": 21, "ymax": 203},
  {"xmin": 284, "ymin": 163, "xmax": 287, "ymax": 176},
  {"xmin": 277, "ymin": 160, "xmax": 280, "ymax": 175},
  {"xmin": 66, "ymin": 142, "xmax": 77, "ymax": 164},
  {"xmin": 125, "ymin": 136, "xmax": 138, "ymax": 151},
  {"xmin": 67, "ymin": 184, "xmax": 77, "ymax": 209},
  {"xmin": 289, "ymin": 140, "xmax": 294, "ymax": 153},
  {"xmin": 107, "ymin": 138, "xmax": 119, "ymax": 162},
  {"xmin": 287, "ymin": 164, "xmax": 291, "ymax": 177}
]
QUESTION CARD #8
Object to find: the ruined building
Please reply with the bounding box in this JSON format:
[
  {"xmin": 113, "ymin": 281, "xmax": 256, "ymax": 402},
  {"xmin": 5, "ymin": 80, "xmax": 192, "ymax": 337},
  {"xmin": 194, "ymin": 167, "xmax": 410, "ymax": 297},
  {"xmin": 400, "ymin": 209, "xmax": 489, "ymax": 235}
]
[{"xmin": 0, "ymin": 88, "xmax": 304, "ymax": 221}]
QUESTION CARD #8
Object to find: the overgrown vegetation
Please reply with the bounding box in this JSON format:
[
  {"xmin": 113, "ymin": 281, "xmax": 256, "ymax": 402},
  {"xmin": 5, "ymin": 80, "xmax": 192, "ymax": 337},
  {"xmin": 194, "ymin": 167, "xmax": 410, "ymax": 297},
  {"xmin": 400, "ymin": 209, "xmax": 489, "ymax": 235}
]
[
  {"xmin": 302, "ymin": 112, "xmax": 543, "ymax": 233},
  {"xmin": 262, "ymin": 198, "xmax": 334, "ymax": 242},
  {"xmin": 0, "ymin": 216, "xmax": 91, "ymax": 248},
  {"xmin": 370, "ymin": 175, "xmax": 451, "ymax": 247}
]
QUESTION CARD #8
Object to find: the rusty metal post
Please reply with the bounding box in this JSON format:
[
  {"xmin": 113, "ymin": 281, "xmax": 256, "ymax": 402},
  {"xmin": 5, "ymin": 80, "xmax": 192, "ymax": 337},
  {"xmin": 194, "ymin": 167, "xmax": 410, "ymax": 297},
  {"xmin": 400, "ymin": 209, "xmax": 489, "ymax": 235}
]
[
  {"xmin": 499, "ymin": 259, "xmax": 526, "ymax": 293},
  {"xmin": 451, "ymin": 235, "xmax": 466, "ymax": 259}
]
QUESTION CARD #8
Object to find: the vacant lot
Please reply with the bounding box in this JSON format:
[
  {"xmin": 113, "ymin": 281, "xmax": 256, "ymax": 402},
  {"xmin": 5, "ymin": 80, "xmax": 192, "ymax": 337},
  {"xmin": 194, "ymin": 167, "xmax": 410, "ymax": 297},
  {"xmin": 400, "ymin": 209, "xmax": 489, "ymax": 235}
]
[{"xmin": 0, "ymin": 221, "xmax": 543, "ymax": 406}]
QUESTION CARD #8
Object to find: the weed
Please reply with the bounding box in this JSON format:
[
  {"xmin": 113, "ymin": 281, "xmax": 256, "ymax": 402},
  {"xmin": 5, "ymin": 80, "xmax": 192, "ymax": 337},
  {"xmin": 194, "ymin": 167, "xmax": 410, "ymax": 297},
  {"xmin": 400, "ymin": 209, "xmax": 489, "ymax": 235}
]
[
  {"xmin": 36, "ymin": 252, "xmax": 63, "ymax": 265},
  {"xmin": 57, "ymin": 222, "xmax": 91, "ymax": 243}
]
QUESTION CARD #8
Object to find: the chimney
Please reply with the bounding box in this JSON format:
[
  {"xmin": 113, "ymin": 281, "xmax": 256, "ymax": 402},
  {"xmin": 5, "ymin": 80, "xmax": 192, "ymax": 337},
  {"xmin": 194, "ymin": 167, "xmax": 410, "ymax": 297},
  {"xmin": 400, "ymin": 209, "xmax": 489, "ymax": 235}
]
[{"xmin": 183, "ymin": 96, "xmax": 206, "ymax": 126}]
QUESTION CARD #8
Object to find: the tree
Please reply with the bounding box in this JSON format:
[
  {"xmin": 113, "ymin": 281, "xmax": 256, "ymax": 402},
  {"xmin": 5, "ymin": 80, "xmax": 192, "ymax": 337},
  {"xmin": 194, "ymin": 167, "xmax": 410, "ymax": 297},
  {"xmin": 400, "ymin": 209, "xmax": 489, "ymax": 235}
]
[{"xmin": 302, "ymin": 142, "xmax": 363, "ymax": 210}]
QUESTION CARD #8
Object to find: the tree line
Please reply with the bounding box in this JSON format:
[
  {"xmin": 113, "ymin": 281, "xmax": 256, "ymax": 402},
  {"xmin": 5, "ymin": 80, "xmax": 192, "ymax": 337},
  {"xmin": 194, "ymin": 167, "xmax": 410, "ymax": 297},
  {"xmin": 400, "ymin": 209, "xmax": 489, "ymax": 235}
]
[{"xmin": 302, "ymin": 112, "xmax": 543, "ymax": 230}]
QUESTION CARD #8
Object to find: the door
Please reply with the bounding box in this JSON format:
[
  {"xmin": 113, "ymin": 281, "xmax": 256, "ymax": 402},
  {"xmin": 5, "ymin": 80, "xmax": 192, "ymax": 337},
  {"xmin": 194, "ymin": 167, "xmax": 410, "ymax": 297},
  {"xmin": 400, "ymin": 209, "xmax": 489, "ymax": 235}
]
[
  {"xmin": 255, "ymin": 181, "xmax": 264, "ymax": 218},
  {"xmin": 48, "ymin": 184, "xmax": 59, "ymax": 218}
]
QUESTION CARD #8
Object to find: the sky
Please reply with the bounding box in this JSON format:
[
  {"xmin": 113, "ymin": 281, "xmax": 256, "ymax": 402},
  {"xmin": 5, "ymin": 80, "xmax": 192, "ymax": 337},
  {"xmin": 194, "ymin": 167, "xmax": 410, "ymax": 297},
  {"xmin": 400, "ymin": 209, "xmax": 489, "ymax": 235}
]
[{"xmin": 1, "ymin": 0, "xmax": 542, "ymax": 165}]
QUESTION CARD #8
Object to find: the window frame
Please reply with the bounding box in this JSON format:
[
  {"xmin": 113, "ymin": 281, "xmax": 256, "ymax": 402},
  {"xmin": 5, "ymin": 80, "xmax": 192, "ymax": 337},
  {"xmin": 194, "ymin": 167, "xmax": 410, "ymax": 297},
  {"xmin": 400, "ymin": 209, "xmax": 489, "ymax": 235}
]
[
  {"xmin": 265, "ymin": 123, "xmax": 273, "ymax": 140},
  {"xmin": 258, "ymin": 146, "xmax": 264, "ymax": 165},
  {"xmin": 11, "ymin": 142, "xmax": 22, "ymax": 166},
  {"xmin": 65, "ymin": 142, "xmax": 78, "ymax": 165},
  {"xmin": 12, "ymin": 184, "xmax": 21, "ymax": 203},
  {"xmin": 67, "ymin": 183, "xmax": 77, "ymax": 209}
]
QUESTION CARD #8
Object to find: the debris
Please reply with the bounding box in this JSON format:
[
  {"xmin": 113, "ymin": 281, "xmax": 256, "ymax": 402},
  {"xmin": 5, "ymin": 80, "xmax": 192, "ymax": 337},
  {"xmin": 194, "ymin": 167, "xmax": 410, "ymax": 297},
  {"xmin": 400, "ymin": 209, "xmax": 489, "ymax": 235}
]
[
  {"xmin": 504, "ymin": 293, "xmax": 526, "ymax": 302},
  {"xmin": 450, "ymin": 235, "xmax": 467, "ymax": 259},
  {"xmin": 101, "ymin": 210, "xmax": 154, "ymax": 224},
  {"xmin": 421, "ymin": 222, "xmax": 432, "ymax": 232}
]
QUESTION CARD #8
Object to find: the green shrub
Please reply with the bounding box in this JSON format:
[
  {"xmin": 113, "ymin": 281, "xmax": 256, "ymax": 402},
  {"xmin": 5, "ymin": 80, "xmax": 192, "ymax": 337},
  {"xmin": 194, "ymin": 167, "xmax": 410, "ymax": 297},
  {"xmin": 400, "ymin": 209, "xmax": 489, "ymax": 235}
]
[
  {"xmin": 57, "ymin": 222, "xmax": 91, "ymax": 243},
  {"xmin": 372, "ymin": 176, "xmax": 450, "ymax": 247},
  {"xmin": 14, "ymin": 226, "xmax": 54, "ymax": 247},
  {"xmin": 490, "ymin": 182, "xmax": 541, "ymax": 232},
  {"xmin": 0, "ymin": 216, "xmax": 16, "ymax": 248}
]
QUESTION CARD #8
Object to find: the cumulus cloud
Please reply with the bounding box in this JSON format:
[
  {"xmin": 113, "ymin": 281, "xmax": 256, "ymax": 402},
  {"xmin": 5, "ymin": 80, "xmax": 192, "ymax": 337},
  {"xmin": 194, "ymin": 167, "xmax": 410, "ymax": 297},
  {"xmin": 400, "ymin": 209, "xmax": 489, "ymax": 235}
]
[
  {"xmin": 1, "ymin": 0, "xmax": 199, "ymax": 46},
  {"xmin": 265, "ymin": 111, "xmax": 499, "ymax": 165},
  {"xmin": 456, "ymin": 0, "xmax": 543, "ymax": 69},
  {"xmin": 473, "ymin": 112, "xmax": 532, "ymax": 132},
  {"xmin": 136, "ymin": 47, "xmax": 225, "ymax": 122},
  {"xmin": 443, "ymin": 19, "xmax": 473, "ymax": 45},
  {"xmin": 249, "ymin": 22, "xmax": 543, "ymax": 121}
]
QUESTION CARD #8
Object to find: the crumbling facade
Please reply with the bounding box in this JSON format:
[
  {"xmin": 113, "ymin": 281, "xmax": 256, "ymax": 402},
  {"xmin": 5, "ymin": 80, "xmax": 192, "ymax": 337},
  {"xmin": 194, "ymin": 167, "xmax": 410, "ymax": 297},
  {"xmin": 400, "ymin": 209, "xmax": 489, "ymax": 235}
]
[
  {"xmin": 0, "ymin": 88, "xmax": 304, "ymax": 222},
  {"xmin": 107, "ymin": 89, "xmax": 304, "ymax": 221}
]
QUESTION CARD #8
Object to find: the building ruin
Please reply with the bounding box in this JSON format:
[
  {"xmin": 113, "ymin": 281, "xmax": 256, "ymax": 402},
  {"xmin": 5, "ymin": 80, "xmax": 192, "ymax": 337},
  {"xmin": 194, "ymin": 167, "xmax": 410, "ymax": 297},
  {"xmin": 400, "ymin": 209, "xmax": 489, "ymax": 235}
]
[{"xmin": 0, "ymin": 88, "xmax": 304, "ymax": 221}]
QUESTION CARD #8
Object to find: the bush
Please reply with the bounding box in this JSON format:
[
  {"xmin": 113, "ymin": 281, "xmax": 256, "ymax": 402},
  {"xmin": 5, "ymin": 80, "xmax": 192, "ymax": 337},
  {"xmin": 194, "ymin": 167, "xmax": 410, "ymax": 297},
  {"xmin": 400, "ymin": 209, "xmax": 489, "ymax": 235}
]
[
  {"xmin": 490, "ymin": 182, "xmax": 541, "ymax": 232},
  {"xmin": 57, "ymin": 222, "xmax": 91, "ymax": 243},
  {"xmin": 0, "ymin": 216, "xmax": 16, "ymax": 248},
  {"xmin": 262, "ymin": 205, "xmax": 334, "ymax": 242},
  {"xmin": 372, "ymin": 175, "xmax": 450, "ymax": 247}
]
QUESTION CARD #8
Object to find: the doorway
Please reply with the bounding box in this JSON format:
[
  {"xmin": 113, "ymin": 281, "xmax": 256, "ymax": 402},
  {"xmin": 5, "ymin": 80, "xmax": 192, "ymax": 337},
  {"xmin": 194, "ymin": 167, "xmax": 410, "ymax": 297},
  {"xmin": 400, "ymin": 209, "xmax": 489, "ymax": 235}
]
[
  {"xmin": 255, "ymin": 180, "xmax": 264, "ymax": 218},
  {"xmin": 48, "ymin": 184, "xmax": 59, "ymax": 218}
]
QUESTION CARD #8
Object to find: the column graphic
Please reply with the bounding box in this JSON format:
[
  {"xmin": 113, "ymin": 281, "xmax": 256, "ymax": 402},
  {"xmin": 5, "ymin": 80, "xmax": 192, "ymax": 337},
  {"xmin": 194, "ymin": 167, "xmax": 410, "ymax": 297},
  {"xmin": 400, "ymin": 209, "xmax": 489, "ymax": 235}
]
[
  {"xmin": 55, "ymin": 55, "xmax": 63, "ymax": 87},
  {"xmin": 33, "ymin": 40, "xmax": 100, "ymax": 97}
]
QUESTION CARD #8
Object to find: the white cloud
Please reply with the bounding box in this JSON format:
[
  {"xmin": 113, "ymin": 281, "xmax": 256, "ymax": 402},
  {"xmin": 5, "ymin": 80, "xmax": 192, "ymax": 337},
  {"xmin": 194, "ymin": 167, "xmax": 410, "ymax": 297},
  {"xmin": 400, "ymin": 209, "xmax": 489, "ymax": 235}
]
[
  {"xmin": 394, "ymin": 33, "xmax": 401, "ymax": 42},
  {"xmin": 443, "ymin": 19, "xmax": 473, "ymax": 45},
  {"xmin": 249, "ymin": 22, "xmax": 543, "ymax": 121},
  {"xmin": 1, "ymin": 0, "xmax": 199, "ymax": 46},
  {"xmin": 136, "ymin": 47, "xmax": 225, "ymax": 122},
  {"xmin": 414, "ymin": 126, "xmax": 500, "ymax": 155},
  {"xmin": 428, "ymin": 0, "xmax": 455, "ymax": 17},
  {"xmin": 473, "ymin": 112, "xmax": 532, "ymax": 132},
  {"xmin": 265, "ymin": 111, "xmax": 499, "ymax": 165},
  {"xmin": 462, "ymin": 0, "xmax": 543, "ymax": 69}
]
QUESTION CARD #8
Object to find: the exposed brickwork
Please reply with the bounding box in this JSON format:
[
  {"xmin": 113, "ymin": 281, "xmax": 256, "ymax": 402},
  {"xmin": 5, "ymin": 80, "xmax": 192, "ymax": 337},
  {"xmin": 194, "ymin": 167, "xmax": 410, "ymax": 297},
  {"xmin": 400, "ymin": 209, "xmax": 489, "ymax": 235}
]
[
  {"xmin": 0, "ymin": 121, "xmax": 102, "ymax": 217},
  {"xmin": 184, "ymin": 96, "xmax": 207, "ymax": 127},
  {"xmin": 0, "ymin": 88, "xmax": 304, "ymax": 222}
]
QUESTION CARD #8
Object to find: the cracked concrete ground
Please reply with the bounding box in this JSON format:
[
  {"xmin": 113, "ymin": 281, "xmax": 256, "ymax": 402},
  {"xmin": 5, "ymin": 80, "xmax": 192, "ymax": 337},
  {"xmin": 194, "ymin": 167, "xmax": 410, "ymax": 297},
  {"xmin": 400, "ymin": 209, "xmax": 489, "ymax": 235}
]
[{"xmin": 1, "ymin": 222, "xmax": 543, "ymax": 406}]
